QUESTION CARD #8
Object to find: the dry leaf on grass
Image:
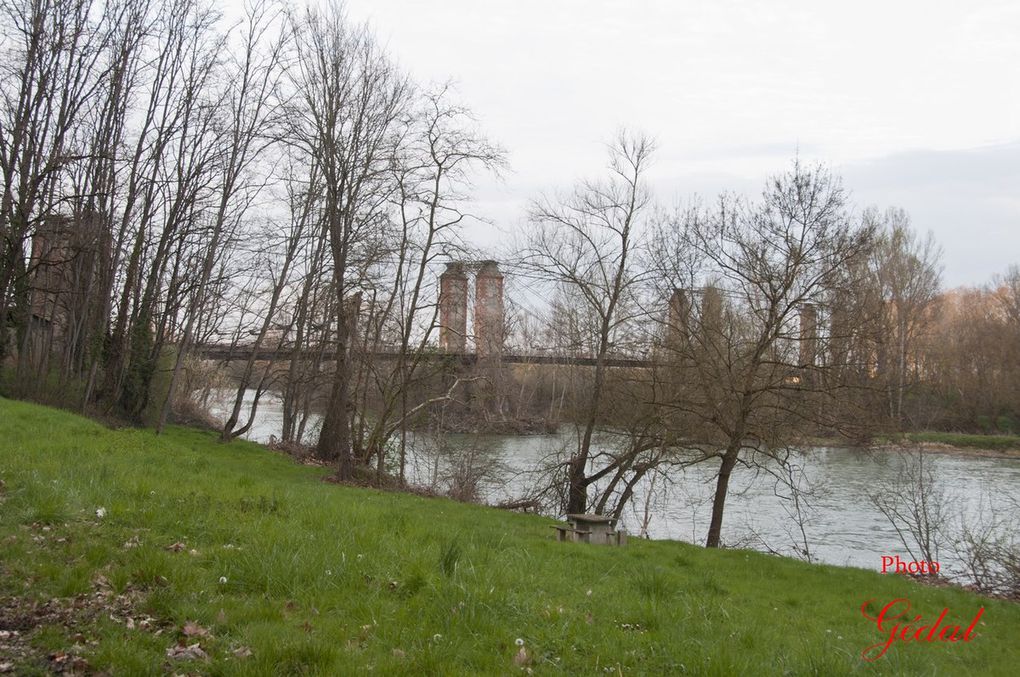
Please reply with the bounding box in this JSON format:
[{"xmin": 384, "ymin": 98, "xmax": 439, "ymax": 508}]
[
  {"xmin": 181, "ymin": 622, "xmax": 211, "ymax": 638},
  {"xmin": 166, "ymin": 642, "xmax": 209, "ymax": 661}
]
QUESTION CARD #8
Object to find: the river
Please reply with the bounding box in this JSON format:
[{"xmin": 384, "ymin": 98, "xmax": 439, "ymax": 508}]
[{"xmin": 205, "ymin": 389, "xmax": 1020, "ymax": 574}]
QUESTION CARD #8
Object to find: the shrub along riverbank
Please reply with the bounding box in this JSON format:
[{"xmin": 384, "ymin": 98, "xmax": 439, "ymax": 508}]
[
  {"xmin": 2, "ymin": 396, "xmax": 1020, "ymax": 675},
  {"xmin": 875, "ymin": 431, "xmax": 1020, "ymax": 455}
]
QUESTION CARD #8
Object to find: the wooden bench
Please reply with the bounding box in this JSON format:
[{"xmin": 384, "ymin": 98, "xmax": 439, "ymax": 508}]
[
  {"xmin": 550, "ymin": 525, "xmax": 591, "ymax": 543},
  {"xmin": 551, "ymin": 514, "xmax": 628, "ymax": 546}
]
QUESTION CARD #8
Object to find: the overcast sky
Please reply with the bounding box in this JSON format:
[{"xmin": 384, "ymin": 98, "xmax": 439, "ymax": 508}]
[{"xmin": 339, "ymin": 0, "xmax": 1020, "ymax": 287}]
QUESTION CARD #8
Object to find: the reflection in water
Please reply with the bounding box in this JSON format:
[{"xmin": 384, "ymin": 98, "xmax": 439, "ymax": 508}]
[{"xmin": 205, "ymin": 389, "xmax": 1020, "ymax": 573}]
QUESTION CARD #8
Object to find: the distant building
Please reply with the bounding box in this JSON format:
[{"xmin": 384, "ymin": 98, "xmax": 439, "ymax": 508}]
[{"xmin": 25, "ymin": 214, "xmax": 108, "ymax": 365}]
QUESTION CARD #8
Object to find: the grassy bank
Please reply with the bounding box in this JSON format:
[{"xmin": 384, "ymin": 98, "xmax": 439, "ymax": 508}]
[
  {"xmin": 2, "ymin": 397, "xmax": 1020, "ymax": 675},
  {"xmin": 880, "ymin": 431, "xmax": 1020, "ymax": 453}
]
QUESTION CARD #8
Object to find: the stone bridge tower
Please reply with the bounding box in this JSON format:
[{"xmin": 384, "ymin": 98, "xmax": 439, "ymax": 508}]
[
  {"xmin": 439, "ymin": 262, "xmax": 468, "ymax": 352},
  {"xmin": 474, "ymin": 261, "xmax": 504, "ymax": 357},
  {"xmin": 437, "ymin": 260, "xmax": 505, "ymax": 356},
  {"xmin": 798, "ymin": 302, "xmax": 818, "ymax": 368}
]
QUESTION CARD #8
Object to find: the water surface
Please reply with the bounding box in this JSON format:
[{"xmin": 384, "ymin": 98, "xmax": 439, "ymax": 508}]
[{"xmin": 205, "ymin": 389, "xmax": 1020, "ymax": 574}]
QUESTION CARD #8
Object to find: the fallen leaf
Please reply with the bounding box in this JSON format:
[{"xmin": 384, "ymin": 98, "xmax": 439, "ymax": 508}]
[
  {"xmin": 392, "ymin": 649, "xmax": 406, "ymax": 659},
  {"xmin": 182, "ymin": 622, "xmax": 210, "ymax": 638},
  {"xmin": 232, "ymin": 646, "xmax": 252, "ymax": 659},
  {"xmin": 216, "ymin": 609, "xmax": 227, "ymax": 624},
  {"xmin": 166, "ymin": 643, "xmax": 209, "ymax": 661},
  {"xmin": 165, "ymin": 542, "xmax": 186, "ymax": 552}
]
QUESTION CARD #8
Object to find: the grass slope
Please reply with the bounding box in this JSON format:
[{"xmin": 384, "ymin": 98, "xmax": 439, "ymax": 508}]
[
  {"xmin": 1, "ymin": 397, "xmax": 1019, "ymax": 675},
  {"xmin": 897, "ymin": 432, "xmax": 1020, "ymax": 453}
]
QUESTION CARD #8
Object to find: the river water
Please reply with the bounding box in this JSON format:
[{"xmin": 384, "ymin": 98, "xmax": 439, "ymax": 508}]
[{"xmin": 205, "ymin": 389, "xmax": 1020, "ymax": 574}]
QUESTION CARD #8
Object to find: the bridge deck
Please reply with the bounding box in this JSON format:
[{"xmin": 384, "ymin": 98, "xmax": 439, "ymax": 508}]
[{"xmin": 193, "ymin": 345, "xmax": 653, "ymax": 369}]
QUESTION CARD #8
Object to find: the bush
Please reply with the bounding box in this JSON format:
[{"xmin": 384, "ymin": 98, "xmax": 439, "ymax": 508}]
[
  {"xmin": 976, "ymin": 415, "xmax": 994, "ymax": 434},
  {"xmin": 996, "ymin": 414, "xmax": 1017, "ymax": 435}
]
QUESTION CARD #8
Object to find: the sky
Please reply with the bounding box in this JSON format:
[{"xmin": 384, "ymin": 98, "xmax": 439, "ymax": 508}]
[{"xmin": 339, "ymin": 0, "xmax": 1020, "ymax": 287}]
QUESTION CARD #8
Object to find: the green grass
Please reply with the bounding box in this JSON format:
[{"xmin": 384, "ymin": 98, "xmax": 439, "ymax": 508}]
[
  {"xmin": 884, "ymin": 431, "xmax": 1020, "ymax": 452},
  {"xmin": 2, "ymin": 396, "xmax": 1020, "ymax": 675}
]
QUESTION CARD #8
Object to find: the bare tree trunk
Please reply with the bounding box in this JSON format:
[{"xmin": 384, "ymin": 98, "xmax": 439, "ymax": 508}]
[
  {"xmin": 317, "ymin": 309, "xmax": 354, "ymax": 477},
  {"xmin": 705, "ymin": 447, "xmax": 739, "ymax": 548}
]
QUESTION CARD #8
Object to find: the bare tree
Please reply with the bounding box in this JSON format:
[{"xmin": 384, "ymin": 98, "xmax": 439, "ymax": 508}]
[
  {"xmin": 0, "ymin": 0, "xmax": 111, "ymax": 366},
  {"xmin": 521, "ymin": 130, "xmax": 655, "ymax": 515},
  {"xmin": 867, "ymin": 209, "xmax": 942, "ymax": 428},
  {"xmin": 156, "ymin": 0, "xmax": 287, "ymax": 432},
  {"xmin": 279, "ymin": 200, "xmax": 333, "ymax": 446},
  {"xmin": 354, "ymin": 85, "xmax": 505, "ymax": 480},
  {"xmin": 869, "ymin": 448, "xmax": 949, "ymax": 573},
  {"xmin": 85, "ymin": 0, "xmax": 234, "ymax": 422},
  {"xmin": 286, "ymin": 2, "xmax": 411, "ymax": 478},
  {"xmin": 650, "ymin": 160, "xmax": 877, "ymax": 547},
  {"xmin": 218, "ymin": 165, "xmax": 311, "ymax": 442},
  {"xmin": 953, "ymin": 491, "xmax": 1020, "ymax": 597}
]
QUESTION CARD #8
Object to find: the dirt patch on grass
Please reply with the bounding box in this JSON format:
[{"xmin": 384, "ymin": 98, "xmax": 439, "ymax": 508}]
[
  {"xmin": 0, "ymin": 574, "xmax": 166, "ymax": 675},
  {"xmin": 0, "ymin": 594, "xmax": 98, "ymax": 674}
]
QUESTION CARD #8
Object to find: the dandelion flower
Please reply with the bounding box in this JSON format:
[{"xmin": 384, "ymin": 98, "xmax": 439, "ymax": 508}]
[
  {"xmin": 515, "ymin": 638, "xmax": 525, "ymax": 647},
  {"xmin": 432, "ymin": 633, "xmax": 442, "ymax": 642},
  {"xmin": 219, "ymin": 576, "xmax": 228, "ymax": 584},
  {"xmin": 95, "ymin": 507, "xmax": 107, "ymax": 519}
]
